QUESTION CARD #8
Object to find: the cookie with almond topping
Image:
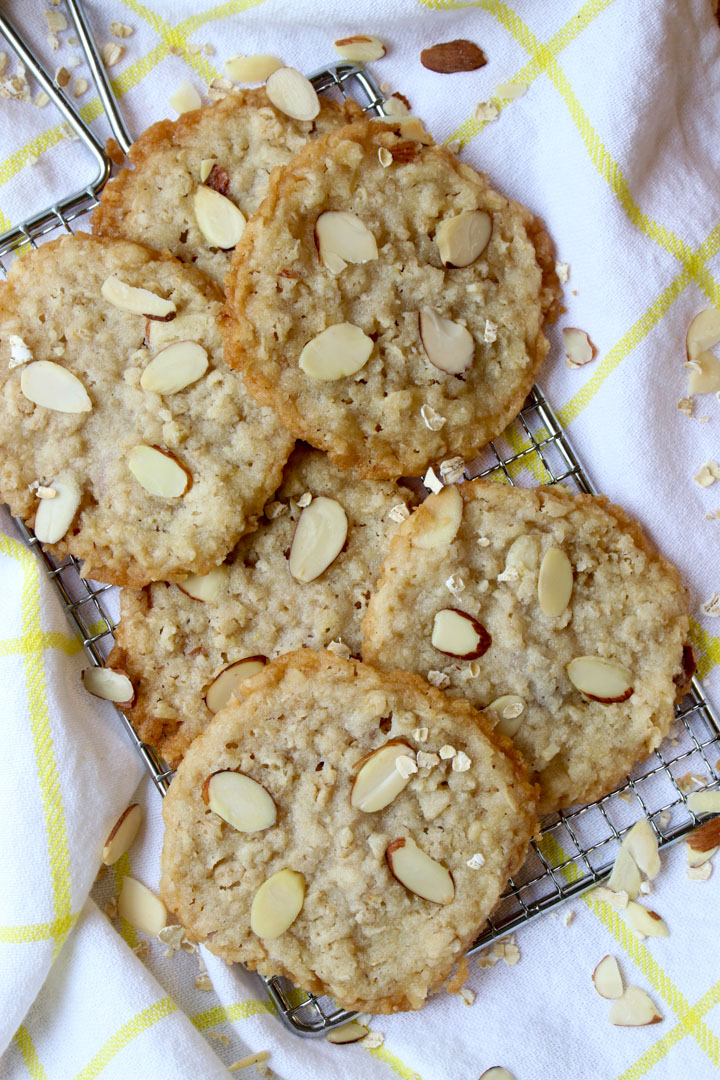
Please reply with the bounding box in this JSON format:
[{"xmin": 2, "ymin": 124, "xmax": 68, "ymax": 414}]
[
  {"xmin": 108, "ymin": 445, "xmax": 419, "ymax": 766},
  {"xmin": 92, "ymin": 88, "xmax": 361, "ymax": 286},
  {"xmin": 160, "ymin": 649, "xmax": 538, "ymax": 1012},
  {"xmin": 0, "ymin": 232, "xmax": 292, "ymax": 586},
  {"xmin": 223, "ymin": 118, "xmax": 560, "ymax": 478},
  {"xmin": 362, "ymin": 480, "xmax": 691, "ymax": 813}
]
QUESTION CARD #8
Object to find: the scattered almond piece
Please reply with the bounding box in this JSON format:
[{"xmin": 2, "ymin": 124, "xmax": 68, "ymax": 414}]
[
  {"xmin": 169, "ymin": 80, "xmax": 202, "ymax": 115},
  {"xmin": 592, "ymin": 954, "xmax": 623, "ymax": 999},
  {"xmin": 687, "ymin": 816, "xmax": 720, "ymax": 852},
  {"xmin": 225, "ymin": 54, "xmax": 283, "ymax": 83},
  {"xmin": 420, "ymin": 39, "xmax": 487, "ymax": 73},
  {"xmin": 607, "ymin": 845, "xmax": 641, "ymax": 899},
  {"xmin": 55, "ymin": 66, "xmax": 71, "ymax": 88},
  {"xmin": 494, "ymin": 81, "xmax": 527, "ymax": 99},
  {"xmin": 625, "ymin": 901, "xmax": 669, "ymax": 939},
  {"xmin": 229, "ymin": 1050, "xmax": 270, "ymax": 1071},
  {"xmin": 333, "ymin": 35, "xmax": 386, "ymax": 62},
  {"xmin": 623, "ymin": 818, "xmax": 660, "ymax": 880},
  {"xmin": 563, "ymin": 327, "xmax": 598, "ymax": 368},
  {"xmin": 110, "ymin": 22, "xmax": 133, "ymax": 38},
  {"xmin": 102, "ymin": 804, "xmax": 142, "ymax": 865},
  {"xmin": 677, "ymin": 396, "xmax": 694, "ymax": 417},
  {"xmin": 118, "ymin": 876, "xmax": 167, "ymax": 935},
  {"xmin": 610, "ymin": 986, "xmax": 662, "ymax": 1026},
  {"xmin": 34, "ymin": 91, "xmax": 50, "ymax": 108},
  {"xmin": 73, "ymin": 77, "xmax": 88, "ymax": 98},
  {"xmin": 82, "ymin": 666, "xmax": 135, "ymax": 706},
  {"xmin": 326, "ymin": 1021, "xmax": 369, "ymax": 1044},
  {"xmin": 479, "ymin": 1071, "xmax": 516, "ymax": 1080},
  {"xmin": 687, "ymin": 789, "xmax": 720, "ymax": 814}
]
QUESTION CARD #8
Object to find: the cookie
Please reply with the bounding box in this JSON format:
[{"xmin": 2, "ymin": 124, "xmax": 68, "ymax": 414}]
[
  {"xmin": 160, "ymin": 649, "xmax": 538, "ymax": 1012},
  {"xmin": 108, "ymin": 445, "xmax": 419, "ymax": 766},
  {"xmin": 362, "ymin": 481, "xmax": 691, "ymax": 814},
  {"xmin": 92, "ymin": 88, "xmax": 362, "ymax": 285},
  {"xmin": 223, "ymin": 118, "xmax": 560, "ymax": 479},
  {"xmin": 0, "ymin": 232, "xmax": 293, "ymax": 586}
]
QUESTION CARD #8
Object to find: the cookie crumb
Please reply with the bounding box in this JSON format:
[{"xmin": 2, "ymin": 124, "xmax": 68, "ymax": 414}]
[
  {"xmin": 555, "ymin": 261, "xmax": 570, "ymax": 284},
  {"xmin": 677, "ymin": 397, "xmax": 694, "ymax": 417},
  {"xmin": 702, "ymin": 592, "xmax": 720, "ymax": 617},
  {"xmin": 483, "ymin": 318, "xmax": 498, "ymax": 343},
  {"xmin": 427, "ymin": 669, "xmax": 450, "ymax": 689},
  {"xmin": 362, "ymin": 1031, "xmax": 384, "ymax": 1049},
  {"xmin": 388, "ymin": 502, "xmax": 410, "ymax": 523},
  {"xmin": 466, "ymin": 852, "xmax": 485, "ymax": 869},
  {"xmin": 420, "ymin": 403, "xmax": 446, "ymax": 431},
  {"xmin": 694, "ymin": 461, "xmax": 720, "ymax": 487},
  {"xmin": 459, "ymin": 985, "xmax": 476, "ymax": 1005},
  {"xmin": 473, "ymin": 101, "xmax": 498, "ymax": 123},
  {"xmin": 195, "ymin": 972, "xmax": 213, "ymax": 991}
]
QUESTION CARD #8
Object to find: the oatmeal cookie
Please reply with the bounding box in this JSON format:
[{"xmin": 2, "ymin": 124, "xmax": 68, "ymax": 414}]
[
  {"xmin": 92, "ymin": 88, "xmax": 361, "ymax": 285},
  {"xmin": 223, "ymin": 118, "xmax": 560, "ymax": 478},
  {"xmin": 109, "ymin": 445, "xmax": 419, "ymax": 765},
  {"xmin": 0, "ymin": 232, "xmax": 293, "ymax": 586},
  {"xmin": 362, "ymin": 481, "xmax": 690, "ymax": 814},
  {"xmin": 160, "ymin": 649, "xmax": 538, "ymax": 1012}
]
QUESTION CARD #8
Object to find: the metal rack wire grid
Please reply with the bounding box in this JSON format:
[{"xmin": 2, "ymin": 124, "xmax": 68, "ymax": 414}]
[{"xmin": 1, "ymin": 4, "xmax": 718, "ymax": 1039}]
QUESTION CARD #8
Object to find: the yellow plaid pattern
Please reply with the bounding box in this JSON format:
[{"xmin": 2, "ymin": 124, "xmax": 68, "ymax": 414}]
[{"xmin": 2, "ymin": 1, "xmax": 718, "ymax": 1076}]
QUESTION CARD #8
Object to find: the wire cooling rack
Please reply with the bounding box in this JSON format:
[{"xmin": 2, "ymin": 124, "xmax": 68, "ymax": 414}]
[{"xmin": 1, "ymin": 3, "xmax": 719, "ymax": 1038}]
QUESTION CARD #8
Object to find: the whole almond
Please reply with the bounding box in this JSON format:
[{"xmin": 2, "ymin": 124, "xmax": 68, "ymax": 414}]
[{"xmin": 420, "ymin": 40, "xmax": 487, "ymax": 74}]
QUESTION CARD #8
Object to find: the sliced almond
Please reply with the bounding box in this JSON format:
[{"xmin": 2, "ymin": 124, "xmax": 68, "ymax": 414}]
[
  {"xmin": 592, "ymin": 955, "xmax": 624, "ymax": 999},
  {"xmin": 479, "ymin": 1072, "xmax": 516, "ymax": 1080},
  {"xmin": 432, "ymin": 608, "xmax": 491, "ymax": 660},
  {"xmin": 504, "ymin": 534, "xmax": 539, "ymax": 573},
  {"xmin": 102, "ymin": 803, "xmax": 142, "ymax": 865},
  {"xmin": 333, "ymin": 35, "xmax": 386, "ymax": 62},
  {"xmin": 250, "ymin": 868, "xmax": 305, "ymax": 939},
  {"xmin": 566, "ymin": 656, "xmax": 633, "ymax": 703},
  {"xmin": 420, "ymin": 39, "xmax": 487, "ymax": 73},
  {"xmin": 265, "ymin": 67, "xmax": 319, "ymax": 121},
  {"xmin": 686, "ymin": 790, "xmax": 720, "ymax": 812},
  {"xmin": 34, "ymin": 473, "xmax": 81, "ymax": 543},
  {"xmin": 177, "ymin": 564, "xmax": 230, "ymax": 603},
  {"xmin": 625, "ymin": 901, "xmax": 669, "ymax": 938},
  {"xmin": 563, "ymin": 327, "xmax": 597, "ymax": 368},
  {"xmin": 538, "ymin": 547, "xmax": 573, "ymax": 617},
  {"xmin": 205, "ymin": 656, "xmax": 267, "ymax": 714},
  {"xmin": 386, "ymin": 837, "xmax": 454, "ymax": 904},
  {"xmin": 686, "ymin": 308, "xmax": 720, "ymax": 361},
  {"xmin": 326, "ymin": 1021, "xmax": 370, "ymax": 1044},
  {"xmin": 169, "ymin": 80, "xmax": 201, "ymax": 114},
  {"xmin": 686, "ymin": 351, "xmax": 720, "ymax": 395},
  {"xmin": 314, "ymin": 212, "xmax": 378, "ymax": 274},
  {"xmin": 419, "ymin": 307, "xmax": 475, "ymax": 375},
  {"xmin": 82, "ymin": 666, "xmax": 135, "ymax": 706},
  {"xmin": 351, "ymin": 741, "xmax": 415, "ymax": 813},
  {"xmin": 486, "ymin": 695, "xmax": 525, "ymax": 738},
  {"xmin": 140, "ymin": 340, "xmax": 208, "ymax": 395},
  {"xmin": 298, "ymin": 323, "xmax": 373, "ymax": 381},
  {"xmin": 413, "ymin": 485, "xmax": 463, "ymax": 550},
  {"xmin": 623, "ymin": 819, "xmax": 660, "ymax": 880},
  {"xmin": 686, "ymin": 841, "xmax": 717, "ymax": 867},
  {"xmin": 435, "ymin": 210, "xmax": 491, "ymax": 268},
  {"xmin": 128, "ymin": 445, "xmax": 190, "ymax": 498},
  {"xmin": 610, "ymin": 986, "xmax": 662, "ymax": 1027},
  {"xmin": 102, "ymin": 276, "xmax": 176, "ymax": 320},
  {"xmin": 224, "ymin": 54, "xmax": 283, "ymax": 83},
  {"xmin": 202, "ymin": 771, "xmax": 276, "ymax": 832},
  {"xmin": 118, "ymin": 876, "xmax": 167, "ymax": 936},
  {"xmin": 288, "ymin": 496, "xmax": 348, "ymax": 583},
  {"xmin": 686, "ymin": 816, "xmax": 720, "ymax": 852},
  {"xmin": 494, "ymin": 82, "xmax": 528, "ymax": 100},
  {"xmin": 193, "ymin": 185, "xmax": 246, "ymax": 250},
  {"xmin": 607, "ymin": 845, "xmax": 642, "ymax": 899},
  {"xmin": 199, "ymin": 158, "xmax": 215, "ymax": 182},
  {"xmin": 21, "ymin": 361, "xmax": 92, "ymax": 413}
]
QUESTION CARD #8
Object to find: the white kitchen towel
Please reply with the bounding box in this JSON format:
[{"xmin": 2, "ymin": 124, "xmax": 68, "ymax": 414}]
[{"xmin": 1, "ymin": 0, "xmax": 720, "ymax": 1078}]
